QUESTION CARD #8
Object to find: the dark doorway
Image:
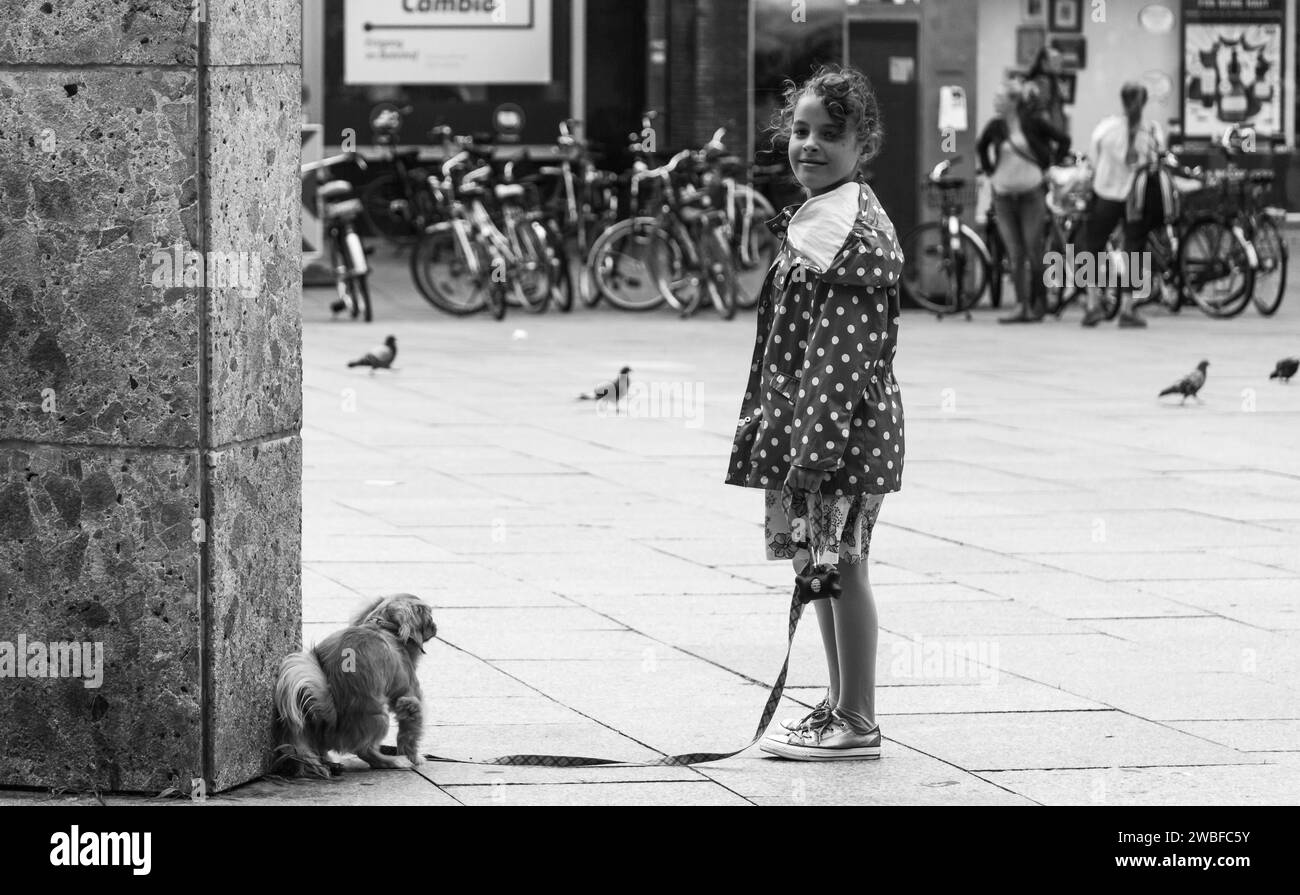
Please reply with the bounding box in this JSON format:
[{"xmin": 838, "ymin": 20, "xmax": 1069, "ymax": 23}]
[
  {"xmin": 848, "ymin": 20, "xmax": 920, "ymax": 239},
  {"xmin": 586, "ymin": 0, "xmax": 647, "ymax": 171}
]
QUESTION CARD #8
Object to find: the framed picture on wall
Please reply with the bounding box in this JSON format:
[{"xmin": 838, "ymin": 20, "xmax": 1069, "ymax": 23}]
[
  {"xmin": 1024, "ymin": 0, "xmax": 1046, "ymax": 22},
  {"xmin": 1017, "ymin": 26, "xmax": 1047, "ymax": 67},
  {"xmin": 1049, "ymin": 35, "xmax": 1086, "ymax": 69},
  {"xmin": 1049, "ymin": 0, "xmax": 1083, "ymax": 33}
]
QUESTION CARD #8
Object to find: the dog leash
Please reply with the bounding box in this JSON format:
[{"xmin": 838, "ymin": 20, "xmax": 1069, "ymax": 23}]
[{"xmin": 396, "ymin": 496, "xmax": 841, "ymax": 769}]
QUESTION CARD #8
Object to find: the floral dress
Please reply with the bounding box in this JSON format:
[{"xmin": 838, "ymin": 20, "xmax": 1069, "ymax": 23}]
[{"xmin": 723, "ymin": 178, "xmax": 905, "ymax": 569}]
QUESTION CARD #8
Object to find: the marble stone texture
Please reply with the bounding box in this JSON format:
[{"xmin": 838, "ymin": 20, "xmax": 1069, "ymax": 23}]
[
  {"xmin": 0, "ymin": 446, "xmax": 202, "ymax": 791},
  {"xmin": 0, "ymin": 0, "xmax": 199, "ymax": 66},
  {"xmin": 206, "ymin": 435, "xmax": 301, "ymax": 791},
  {"xmin": 204, "ymin": 64, "xmax": 302, "ymax": 445},
  {"xmin": 0, "ymin": 69, "xmax": 200, "ymax": 447}
]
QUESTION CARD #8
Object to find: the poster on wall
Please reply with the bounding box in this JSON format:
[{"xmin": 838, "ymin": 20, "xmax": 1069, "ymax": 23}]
[
  {"xmin": 1181, "ymin": 0, "xmax": 1285, "ymax": 138},
  {"xmin": 344, "ymin": 0, "xmax": 552, "ymax": 85}
]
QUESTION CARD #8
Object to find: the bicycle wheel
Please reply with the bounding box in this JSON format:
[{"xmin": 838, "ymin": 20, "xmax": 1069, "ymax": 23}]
[
  {"xmin": 700, "ymin": 222, "xmax": 739, "ymax": 320},
  {"xmin": 509, "ymin": 219, "xmax": 552, "ymax": 313},
  {"xmin": 1042, "ymin": 224, "xmax": 1071, "ymax": 315},
  {"xmin": 541, "ymin": 220, "xmax": 574, "ymax": 312},
  {"xmin": 900, "ymin": 222, "xmax": 988, "ymax": 314},
  {"xmin": 409, "ymin": 227, "xmax": 487, "ymax": 316},
  {"xmin": 360, "ymin": 173, "xmax": 417, "ymax": 246},
  {"xmin": 586, "ymin": 217, "xmax": 675, "ymax": 311},
  {"xmin": 1250, "ymin": 216, "xmax": 1288, "ymax": 316},
  {"xmin": 733, "ymin": 186, "xmax": 778, "ymax": 310},
  {"xmin": 1178, "ymin": 217, "xmax": 1253, "ymax": 318}
]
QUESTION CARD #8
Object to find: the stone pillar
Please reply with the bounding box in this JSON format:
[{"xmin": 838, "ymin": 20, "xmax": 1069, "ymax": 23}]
[{"xmin": 0, "ymin": 0, "xmax": 302, "ymax": 793}]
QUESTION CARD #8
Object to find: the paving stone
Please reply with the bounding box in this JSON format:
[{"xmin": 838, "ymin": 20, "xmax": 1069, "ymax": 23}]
[
  {"xmin": 1133, "ymin": 579, "xmax": 1300, "ymax": 630},
  {"xmin": 983, "ymin": 762, "xmax": 1300, "ymax": 806},
  {"xmin": 881, "ymin": 600, "xmax": 1090, "ymax": 636},
  {"xmin": 218, "ymin": 759, "xmax": 458, "ymax": 806},
  {"xmin": 1166, "ymin": 719, "xmax": 1300, "ymax": 753},
  {"xmin": 705, "ymin": 752, "xmax": 1034, "ymax": 806},
  {"xmin": 887, "ymin": 710, "xmax": 1261, "ymax": 771},
  {"xmin": 1023, "ymin": 550, "xmax": 1292, "ymax": 581}
]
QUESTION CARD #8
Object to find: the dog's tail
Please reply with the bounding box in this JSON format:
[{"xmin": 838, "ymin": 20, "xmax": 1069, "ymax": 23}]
[{"xmin": 274, "ymin": 650, "xmax": 336, "ymax": 733}]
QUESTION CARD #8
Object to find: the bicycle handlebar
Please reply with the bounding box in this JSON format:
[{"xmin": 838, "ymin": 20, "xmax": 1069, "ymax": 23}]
[{"xmin": 300, "ymin": 152, "xmax": 366, "ymax": 175}]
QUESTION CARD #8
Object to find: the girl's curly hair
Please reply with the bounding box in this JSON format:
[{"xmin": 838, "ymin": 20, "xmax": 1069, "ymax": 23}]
[{"xmin": 767, "ymin": 63, "xmax": 885, "ymax": 163}]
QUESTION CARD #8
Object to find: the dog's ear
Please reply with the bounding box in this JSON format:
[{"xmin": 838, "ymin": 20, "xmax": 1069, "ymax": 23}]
[
  {"xmin": 374, "ymin": 597, "xmax": 420, "ymax": 646},
  {"xmin": 418, "ymin": 602, "xmax": 438, "ymax": 642}
]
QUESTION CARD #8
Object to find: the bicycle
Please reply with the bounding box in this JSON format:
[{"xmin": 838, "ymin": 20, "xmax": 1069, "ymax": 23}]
[
  {"xmin": 536, "ymin": 119, "xmax": 622, "ymax": 306},
  {"xmin": 1172, "ymin": 131, "xmax": 1260, "ymax": 319},
  {"xmin": 1105, "ymin": 149, "xmax": 1207, "ymax": 319},
  {"xmin": 408, "ymin": 132, "xmax": 552, "ymax": 320},
  {"xmin": 360, "ymin": 104, "xmax": 440, "ymax": 248},
  {"xmin": 302, "ymin": 151, "xmax": 374, "ymax": 322},
  {"xmin": 1041, "ymin": 154, "xmax": 1103, "ymax": 318},
  {"xmin": 586, "ymin": 132, "xmax": 738, "ymax": 318},
  {"xmin": 1218, "ymin": 127, "xmax": 1289, "ymax": 316},
  {"xmin": 700, "ymin": 126, "xmax": 780, "ymax": 310},
  {"xmin": 898, "ymin": 157, "xmax": 993, "ymax": 319}
]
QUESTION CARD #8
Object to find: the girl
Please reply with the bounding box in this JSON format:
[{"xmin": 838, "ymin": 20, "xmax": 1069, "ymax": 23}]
[
  {"xmin": 725, "ymin": 64, "xmax": 904, "ymax": 761},
  {"xmin": 976, "ymin": 79, "xmax": 1071, "ymax": 324},
  {"xmin": 1079, "ymin": 82, "xmax": 1165, "ymax": 328}
]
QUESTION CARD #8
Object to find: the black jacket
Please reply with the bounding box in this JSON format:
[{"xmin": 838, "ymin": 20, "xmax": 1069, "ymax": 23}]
[{"xmin": 976, "ymin": 112, "xmax": 1071, "ymax": 176}]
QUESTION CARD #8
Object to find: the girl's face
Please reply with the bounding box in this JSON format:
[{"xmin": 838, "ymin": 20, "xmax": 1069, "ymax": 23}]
[{"xmin": 788, "ymin": 93, "xmax": 864, "ymax": 196}]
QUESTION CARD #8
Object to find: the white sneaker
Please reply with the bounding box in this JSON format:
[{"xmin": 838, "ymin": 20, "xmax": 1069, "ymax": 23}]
[{"xmin": 760, "ymin": 713, "xmax": 881, "ymax": 761}]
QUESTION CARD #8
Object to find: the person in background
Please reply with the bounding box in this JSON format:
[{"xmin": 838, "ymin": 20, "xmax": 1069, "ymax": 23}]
[
  {"xmin": 977, "ymin": 79, "xmax": 1071, "ymax": 323},
  {"xmin": 1026, "ymin": 45, "xmax": 1069, "ymax": 134},
  {"xmin": 1078, "ymin": 82, "xmax": 1164, "ymax": 329}
]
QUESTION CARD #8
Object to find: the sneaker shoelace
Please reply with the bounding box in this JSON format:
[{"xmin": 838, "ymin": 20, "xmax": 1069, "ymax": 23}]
[
  {"xmin": 797, "ymin": 711, "xmax": 843, "ymax": 745},
  {"xmin": 791, "ymin": 698, "xmax": 833, "ymax": 732}
]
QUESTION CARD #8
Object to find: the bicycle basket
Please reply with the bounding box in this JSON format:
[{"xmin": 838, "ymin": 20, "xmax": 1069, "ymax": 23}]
[
  {"xmin": 923, "ymin": 179, "xmax": 978, "ymax": 214},
  {"xmin": 1045, "ymin": 164, "xmax": 1092, "ymax": 212},
  {"xmin": 1186, "ymin": 169, "xmax": 1246, "ymax": 216}
]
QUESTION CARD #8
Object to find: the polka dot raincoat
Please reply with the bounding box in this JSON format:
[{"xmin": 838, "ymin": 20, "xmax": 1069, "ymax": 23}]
[{"xmin": 725, "ymin": 179, "xmax": 905, "ymax": 497}]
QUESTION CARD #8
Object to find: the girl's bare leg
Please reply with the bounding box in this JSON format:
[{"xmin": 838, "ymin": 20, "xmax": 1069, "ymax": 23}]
[
  {"xmin": 832, "ymin": 556, "xmax": 878, "ymax": 732},
  {"xmin": 814, "ymin": 598, "xmax": 840, "ymax": 704}
]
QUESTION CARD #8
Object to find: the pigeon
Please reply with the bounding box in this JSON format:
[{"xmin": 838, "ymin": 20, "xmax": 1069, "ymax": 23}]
[
  {"xmin": 1269, "ymin": 357, "xmax": 1299, "ymax": 383},
  {"xmin": 577, "ymin": 366, "xmax": 632, "ymax": 406},
  {"xmin": 1158, "ymin": 360, "xmax": 1209, "ymax": 403},
  {"xmin": 347, "ymin": 335, "xmax": 397, "ymax": 373}
]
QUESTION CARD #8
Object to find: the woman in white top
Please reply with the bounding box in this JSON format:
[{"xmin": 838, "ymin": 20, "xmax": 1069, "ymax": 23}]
[{"xmin": 1079, "ymin": 82, "xmax": 1165, "ymax": 328}]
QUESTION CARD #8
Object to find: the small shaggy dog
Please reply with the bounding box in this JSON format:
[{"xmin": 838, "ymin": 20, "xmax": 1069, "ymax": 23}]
[{"xmin": 274, "ymin": 594, "xmax": 438, "ymax": 777}]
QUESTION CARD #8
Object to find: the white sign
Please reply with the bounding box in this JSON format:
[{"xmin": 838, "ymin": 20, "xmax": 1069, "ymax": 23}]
[
  {"xmin": 344, "ymin": 0, "xmax": 551, "ymax": 85},
  {"xmin": 938, "ymin": 85, "xmax": 968, "ymax": 132}
]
